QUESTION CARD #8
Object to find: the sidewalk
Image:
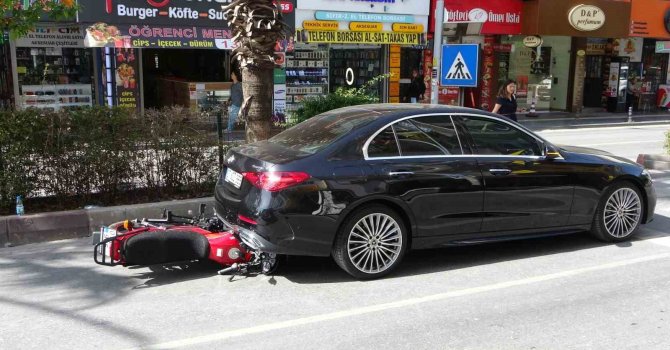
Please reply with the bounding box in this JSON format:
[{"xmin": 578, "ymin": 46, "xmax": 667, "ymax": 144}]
[
  {"xmin": 517, "ymin": 109, "xmax": 670, "ymax": 130},
  {"xmin": 1, "ymin": 197, "xmax": 214, "ymax": 248}
]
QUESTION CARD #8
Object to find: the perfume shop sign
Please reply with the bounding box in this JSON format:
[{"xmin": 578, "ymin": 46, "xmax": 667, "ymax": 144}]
[{"xmin": 15, "ymin": 26, "xmax": 85, "ymax": 48}]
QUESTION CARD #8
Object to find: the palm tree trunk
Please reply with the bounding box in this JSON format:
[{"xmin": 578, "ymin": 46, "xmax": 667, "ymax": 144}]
[
  {"xmin": 222, "ymin": 0, "xmax": 287, "ymax": 143},
  {"xmin": 241, "ymin": 66, "xmax": 273, "ymax": 142}
]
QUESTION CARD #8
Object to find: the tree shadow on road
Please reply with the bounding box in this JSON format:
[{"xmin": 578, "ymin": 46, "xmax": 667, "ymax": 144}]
[{"xmin": 0, "ymin": 238, "xmax": 153, "ymax": 345}]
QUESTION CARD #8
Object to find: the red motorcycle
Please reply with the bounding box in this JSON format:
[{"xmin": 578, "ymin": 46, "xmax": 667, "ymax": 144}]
[{"xmin": 93, "ymin": 205, "xmax": 278, "ymax": 276}]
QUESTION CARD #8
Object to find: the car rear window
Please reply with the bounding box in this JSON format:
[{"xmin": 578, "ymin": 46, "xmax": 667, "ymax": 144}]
[{"xmin": 269, "ymin": 109, "xmax": 380, "ymax": 154}]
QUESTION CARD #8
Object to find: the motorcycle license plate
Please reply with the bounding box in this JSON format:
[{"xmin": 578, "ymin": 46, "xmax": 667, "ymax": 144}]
[
  {"xmin": 98, "ymin": 227, "xmax": 117, "ymax": 257},
  {"xmin": 225, "ymin": 168, "xmax": 243, "ymax": 188}
]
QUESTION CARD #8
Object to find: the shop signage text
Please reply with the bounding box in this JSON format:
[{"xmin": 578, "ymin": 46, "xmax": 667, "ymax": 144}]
[
  {"xmin": 392, "ymin": 23, "xmax": 424, "ymax": 33},
  {"xmin": 629, "ymin": 0, "xmax": 670, "ymax": 39},
  {"xmin": 568, "ymin": 4, "xmax": 606, "ymax": 32},
  {"xmin": 444, "ymin": 8, "xmax": 520, "ymax": 25},
  {"xmin": 314, "ymin": 11, "xmax": 414, "ymax": 23},
  {"xmin": 303, "ymin": 20, "xmax": 339, "ymax": 31},
  {"xmin": 16, "ymin": 26, "xmax": 85, "ymax": 48},
  {"xmin": 350, "ymin": 22, "xmax": 383, "ymax": 32},
  {"xmin": 84, "ymin": 23, "xmax": 235, "ymax": 49},
  {"xmin": 78, "ymin": 0, "xmax": 296, "ymax": 30},
  {"xmin": 522, "ymin": 35, "xmax": 543, "ymax": 48},
  {"xmin": 298, "ymin": 0, "xmax": 430, "ymax": 16},
  {"xmin": 301, "ymin": 30, "xmax": 421, "ymax": 44},
  {"xmin": 115, "ymin": 48, "xmax": 141, "ymax": 112},
  {"xmin": 441, "ymin": 0, "xmax": 522, "ymax": 35}
]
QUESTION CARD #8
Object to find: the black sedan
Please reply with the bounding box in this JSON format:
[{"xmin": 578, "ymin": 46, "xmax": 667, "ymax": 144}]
[{"xmin": 215, "ymin": 104, "xmax": 656, "ymax": 279}]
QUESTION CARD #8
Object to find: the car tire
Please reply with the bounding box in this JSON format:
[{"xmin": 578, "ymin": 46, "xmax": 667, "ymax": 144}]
[
  {"xmin": 590, "ymin": 181, "xmax": 644, "ymax": 242},
  {"xmin": 332, "ymin": 205, "xmax": 408, "ymax": 280}
]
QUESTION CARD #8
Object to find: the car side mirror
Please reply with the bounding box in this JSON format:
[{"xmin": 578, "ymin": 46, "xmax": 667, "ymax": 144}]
[{"xmin": 544, "ymin": 144, "xmax": 562, "ymax": 160}]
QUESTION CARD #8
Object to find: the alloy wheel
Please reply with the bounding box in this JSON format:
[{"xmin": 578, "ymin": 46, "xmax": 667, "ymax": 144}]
[
  {"xmin": 347, "ymin": 213, "xmax": 403, "ymax": 274},
  {"xmin": 603, "ymin": 187, "xmax": 642, "ymax": 238}
]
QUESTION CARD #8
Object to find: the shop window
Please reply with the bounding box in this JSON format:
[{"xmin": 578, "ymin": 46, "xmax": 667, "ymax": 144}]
[
  {"xmin": 330, "ymin": 47, "xmax": 383, "ymax": 97},
  {"xmin": 16, "ymin": 47, "xmax": 94, "ymax": 110}
]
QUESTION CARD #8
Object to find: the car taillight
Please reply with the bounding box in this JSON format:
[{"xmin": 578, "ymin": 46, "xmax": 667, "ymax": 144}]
[{"xmin": 242, "ymin": 172, "xmax": 310, "ymax": 192}]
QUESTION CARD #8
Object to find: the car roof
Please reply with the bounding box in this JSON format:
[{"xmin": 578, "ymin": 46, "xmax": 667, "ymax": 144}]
[
  {"xmin": 325, "ymin": 103, "xmax": 550, "ymax": 146},
  {"xmin": 330, "ymin": 103, "xmax": 500, "ymax": 121}
]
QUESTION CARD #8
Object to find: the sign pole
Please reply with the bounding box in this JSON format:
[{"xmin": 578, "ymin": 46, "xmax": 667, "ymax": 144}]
[{"xmin": 431, "ymin": 0, "xmax": 444, "ymax": 105}]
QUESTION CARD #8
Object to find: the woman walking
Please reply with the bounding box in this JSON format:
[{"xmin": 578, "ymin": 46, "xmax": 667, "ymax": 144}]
[{"xmin": 492, "ymin": 80, "xmax": 518, "ymax": 122}]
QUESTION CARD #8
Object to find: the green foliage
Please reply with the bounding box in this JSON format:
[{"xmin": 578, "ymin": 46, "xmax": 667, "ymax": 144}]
[
  {"xmin": 290, "ymin": 75, "xmax": 388, "ymax": 125},
  {"xmin": 0, "ymin": 0, "xmax": 78, "ymax": 40},
  {"xmin": 0, "ymin": 106, "xmax": 222, "ymax": 214}
]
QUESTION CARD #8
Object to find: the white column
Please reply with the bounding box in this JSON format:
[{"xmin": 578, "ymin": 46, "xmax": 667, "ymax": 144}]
[{"xmin": 430, "ymin": 0, "xmax": 444, "ymax": 105}]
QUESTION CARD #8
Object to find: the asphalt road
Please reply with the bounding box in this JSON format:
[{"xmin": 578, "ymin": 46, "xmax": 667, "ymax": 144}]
[{"xmin": 1, "ymin": 124, "xmax": 670, "ymax": 350}]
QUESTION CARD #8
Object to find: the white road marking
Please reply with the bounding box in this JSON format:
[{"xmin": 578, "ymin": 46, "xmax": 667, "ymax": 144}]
[
  {"xmin": 121, "ymin": 253, "xmax": 670, "ymax": 350},
  {"xmin": 579, "ymin": 140, "xmax": 661, "ymax": 147},
  {"xmin": 646, "ymin": 237, "xmax": 670, "ymax": 248},
  {"xmin": 539, "ymin": 123, "xmax": 670, "ymax": 133}
]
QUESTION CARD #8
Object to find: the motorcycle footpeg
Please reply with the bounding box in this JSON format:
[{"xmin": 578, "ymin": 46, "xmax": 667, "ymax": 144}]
[
  {"xmin": 217, "ymin": 263, "xmax": 249, "ymax": 276},
  {"xmin": 217, "ymin": 263, "xmax": 240, "ymax": 275}
]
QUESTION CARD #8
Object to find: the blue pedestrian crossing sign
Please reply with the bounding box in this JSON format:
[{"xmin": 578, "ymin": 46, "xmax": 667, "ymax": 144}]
[{"xmin": 441, "ymin": 44, "xmax": 479, "ymax": 87}]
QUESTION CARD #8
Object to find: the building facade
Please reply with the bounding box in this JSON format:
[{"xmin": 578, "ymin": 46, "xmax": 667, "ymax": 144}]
[{"xmin": 3, "ymin": 0, "xmax": 670, "ymax": 115}]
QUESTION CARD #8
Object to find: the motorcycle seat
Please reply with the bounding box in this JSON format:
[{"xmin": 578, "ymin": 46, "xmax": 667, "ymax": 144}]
[{"xmin": 123, "ymin": 230, "xmax": 210, "ymax": 266}]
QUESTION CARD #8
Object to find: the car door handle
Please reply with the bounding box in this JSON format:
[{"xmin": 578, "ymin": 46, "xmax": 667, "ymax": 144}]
[
  {"xmin": 489, "ymin": 168, "xmax": 512, "ymax": 176},
  {"xmin": 389, "ymin": 171, "xmax": 415, "ymax": 177}
]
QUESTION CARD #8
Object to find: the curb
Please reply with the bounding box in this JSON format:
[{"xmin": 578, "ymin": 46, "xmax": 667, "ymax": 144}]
[
  {"xmin": 1, "ymin": 197, "xmax": 214, "ymax": 248},
  {"xmin": 637, "ymin": 154, "xmax": 670, "ymax": 171}
]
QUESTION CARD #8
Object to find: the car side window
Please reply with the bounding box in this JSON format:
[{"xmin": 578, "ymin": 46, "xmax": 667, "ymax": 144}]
[
  {"xmin": 411, "ymin": 115, "xmax": 463, "ymax": 155},
  {"xmin": 457, "ymin": 116, "xmax": 541, "ymax": 156},
  {"xmin": 368, "ymin": 126, "xmax": 400, "ymax": 158},
  {"xmin": 393, "ymin": 120, "xmax": 447, "ymax": 156}
]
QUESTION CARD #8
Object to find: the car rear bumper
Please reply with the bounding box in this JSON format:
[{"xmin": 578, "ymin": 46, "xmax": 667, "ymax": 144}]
[{"xmin": 214, "ymin": 191, "xmax": 336, "ymax": 257}]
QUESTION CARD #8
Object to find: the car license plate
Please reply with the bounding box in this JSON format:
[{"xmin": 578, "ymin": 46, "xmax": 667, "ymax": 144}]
[{"xmin": 225, "ymin": 168, "xmax": 243, "ymax": 188}]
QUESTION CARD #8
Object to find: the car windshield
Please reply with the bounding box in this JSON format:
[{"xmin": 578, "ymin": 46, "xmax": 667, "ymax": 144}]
[{"xmin": 269, "ymin": 109, "xmax": 381, "ymax": 154}]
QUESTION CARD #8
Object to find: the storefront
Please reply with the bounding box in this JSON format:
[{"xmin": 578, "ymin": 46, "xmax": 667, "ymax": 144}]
[
  {"xmin": 76, "ymin": 0, "xmax": 235, "ymax": 112},
  {"xmin": 9, "ymin": 25, "xmax": 95, "ymax": 111},
  {"xmin": 432, "ymin": 0, "xmax": 524, "ymax": 110},
  {"xmin": 628, "ymin": 0, "xmax": 670, "ymax": 111},
  {"xmin": 75, "ymin": 0, "xmax": 295, "ymax": 113},
  {"xmin": 522, "ymin": 0, "xmax": 632, "ymax": 112},
  {"xmin": 292, "ymin": 0, "xmax": 429, "ymax": 109}
]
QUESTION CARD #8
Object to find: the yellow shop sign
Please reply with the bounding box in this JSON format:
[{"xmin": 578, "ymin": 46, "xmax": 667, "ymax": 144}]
[
  {"xmin": 304, "ymin": 30, "xmax": 421, "ymax": 44},
  {"xmin": 349, "ymin": 22, "xmax": 383, "ymax": 32},
  {"xmin": 302, "ymin": 20, "xmax": 339, "ymax": 31},
  {"xmin": 392, "ymin": 23, "xmax": 424, "ymax": 33}
]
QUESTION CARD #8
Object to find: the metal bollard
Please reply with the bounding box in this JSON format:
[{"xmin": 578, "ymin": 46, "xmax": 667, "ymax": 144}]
[{"xmin": 628, "ymin": 106, "xmax": 633, "ymax": 123}]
